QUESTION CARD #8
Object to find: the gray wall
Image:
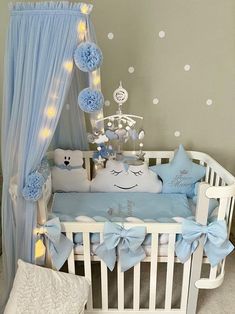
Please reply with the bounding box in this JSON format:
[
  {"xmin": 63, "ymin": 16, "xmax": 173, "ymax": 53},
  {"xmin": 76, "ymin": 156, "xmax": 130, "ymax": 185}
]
[{"xmin": 0, "ymin": 0, "xmax": 235, "ymax": 175}]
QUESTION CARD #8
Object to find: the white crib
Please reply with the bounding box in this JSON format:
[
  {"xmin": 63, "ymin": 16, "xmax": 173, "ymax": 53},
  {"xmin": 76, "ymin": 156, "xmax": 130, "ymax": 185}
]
[{"xmin": 37, "ymin": 150, "xmax": 235, "ymax": 314}]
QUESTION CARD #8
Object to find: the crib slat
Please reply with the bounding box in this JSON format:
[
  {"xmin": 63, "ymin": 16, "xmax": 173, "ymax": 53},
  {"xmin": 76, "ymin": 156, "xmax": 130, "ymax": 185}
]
[
  {"xmin": 83, "ymin": 232, "xmax": 93, "ymax": 310},
  {"xmin": 117, "ymin": 260, "xmax": 124, "ymax": 310},
  {"xmin": 180, "ymin": 257, "xmax": 191, "ymax": 310},
  {"xmin": 100, "ymin": 233, "xmax": 108, "ymax": 310},
  {"xmin": 165, "ymin": 234, "xmax": 175, "ymax": 310},
  {"xmin": 149, "ymin": 234, "xmax": 159, "ymax": 310},
  {"xmin": 228, "ymin": 197, "xmax": 235, "ymax": 233},
  {"xmin": 209, "ymin": 266, "xmax": 218, "ymax": 280},
  {"xmin": 133, "ymin": 262, "xmax": 141, "ymax": 310},
  {"xmin": 215, "ymin": 174, "xmax": 220, "ymax": 186},
  {"xmin": 210, "ymin": 170, "xmax": 215, "ymax": 185},
  {"xmin": 205, "ymin": 166, "xmax": 210, "ymax": 183},
  {"xmin": 156, "ymin": 158, "xmax": 161, "ymax": 165},
  {"xmin": 66, "ymin": 232, "xmax": 75, "ymax": 274}
]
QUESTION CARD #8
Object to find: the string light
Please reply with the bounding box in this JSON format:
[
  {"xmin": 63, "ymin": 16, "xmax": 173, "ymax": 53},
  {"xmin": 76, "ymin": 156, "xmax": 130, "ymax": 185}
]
[
  {"xmin": 96, "ymin": 113, "xmax": 103, "ymax": 120},
  {"xmin": 63, "ymin": 60, "xmax": 73, "ymax": 73},
  {"xmin": 80, "ymin": 3, "xmax": 89, "ymax": 14},
  {"xmin": 118, "ymin": 123, "xmax": 123, "ymax": 129},
  {"xmin": 50, "ymin": 93, "xmax": 58, "ymax": 100},
  {"xmin": 77, "ymin": 20, "xmax": 86, "ymax": 40},
  {"xmin": 93, "ymin": 74, "xmax": 101, "ymax": 86},
  {"xmin": 139, "ymin": 143, "xmax": 144, "ymax": 148},
  {"xmin": 45, "ymin": 106, "xmax": 57, "ymax": 119},
  {"xmin": 39, "ymin": 128, "xmax": 52, "ymax": 139},
  {"xmin": 35, "ymin": 239, "xmax": 45, "ymax": 259}
]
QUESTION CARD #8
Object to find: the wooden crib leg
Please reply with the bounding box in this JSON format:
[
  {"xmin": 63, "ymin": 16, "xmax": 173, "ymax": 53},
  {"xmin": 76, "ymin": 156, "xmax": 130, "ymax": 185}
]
[{"xmin": 187, "ymin": 183, "xmax": 210, "ymax": 314}]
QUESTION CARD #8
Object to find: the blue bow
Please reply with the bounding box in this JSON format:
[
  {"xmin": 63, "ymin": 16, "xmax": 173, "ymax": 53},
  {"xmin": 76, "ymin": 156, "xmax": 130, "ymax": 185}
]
[
  {"xmin": 56, "ymin": 164, "xmax": 82, "ymax": 171},
  {"xmin": 36, "ymin": 218, "xmax": 73, "ymax": 270},
  {"xmin": 175, "ymin": 219, "xmax": 234, "ymax": 267},
  {"xmin": 95, "ymin": 222, "xmax": 146, "ymax": 272}
]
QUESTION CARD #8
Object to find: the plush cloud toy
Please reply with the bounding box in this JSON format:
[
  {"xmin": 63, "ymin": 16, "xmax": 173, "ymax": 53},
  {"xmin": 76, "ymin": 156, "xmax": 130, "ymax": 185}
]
[
  {"xmin": 52, "ymin": 149, "xmax": 90, "ymax": 192},
  {"xmin": 91, "ymin": 160, "xmax": 162, "ymax": 193}
]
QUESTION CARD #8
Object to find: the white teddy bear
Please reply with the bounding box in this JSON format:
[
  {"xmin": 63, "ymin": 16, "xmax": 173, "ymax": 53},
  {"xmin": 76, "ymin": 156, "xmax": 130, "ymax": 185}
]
[{"xmin": 51, "ymin": 149, "xmax": 90, "ymax": 192}]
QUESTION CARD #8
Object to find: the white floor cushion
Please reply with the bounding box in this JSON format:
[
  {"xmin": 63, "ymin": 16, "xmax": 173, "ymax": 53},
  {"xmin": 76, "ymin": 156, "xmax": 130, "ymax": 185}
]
[{"xmin": 4, "ymin": 260, "xmax": 90, "ymax": 314}]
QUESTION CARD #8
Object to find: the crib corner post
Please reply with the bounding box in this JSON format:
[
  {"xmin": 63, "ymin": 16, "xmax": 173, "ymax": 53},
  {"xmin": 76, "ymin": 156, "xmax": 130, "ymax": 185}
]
[{"xmin": 186, "ymin": 183, "xmax": 210, "ymax": 314}]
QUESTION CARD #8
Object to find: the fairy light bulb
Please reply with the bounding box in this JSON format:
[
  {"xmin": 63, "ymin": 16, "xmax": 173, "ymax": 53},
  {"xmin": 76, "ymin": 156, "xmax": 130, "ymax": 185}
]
[
  {"xmin": 107, "ymin": 121, "xmax": 112, "ymax": 127},
  {"xmin": 126, "ymin": 126, "xmax": 130, "ymax": 131},
  {"xmin": 80, "ymin": 3, "xmax": 89, "ymax": 14},
  {"xmin": 118, "ymin": 123, "xmax": 123, "ymax": 129},
  {"xmin": 97, "ymin": 146, "xmax": 101, "ymax": 151},
  {"xmin": 63, "ymin": 61, "xmax": 73, "ymax": 73},
  {"xmin": 39, "ymin": 128, "xmax": 51, "ymax": 139},
  {"xmin": 78, "ymin": 21, "xmax": 86, "ymax": 33},
  {"xmin": 77, "ymin": 20, "xmax": 86, "ymax": 40},
  {"xmin": 139, "ymin": 143, "xmax": 144, "ymax": 148},
  {"xmin": 93, "ymin": 74, "xmax": 101, "ymax": 86},
  {"xmin": 45, "ymin": 106, "xmax": 57, "ymax": 118}
]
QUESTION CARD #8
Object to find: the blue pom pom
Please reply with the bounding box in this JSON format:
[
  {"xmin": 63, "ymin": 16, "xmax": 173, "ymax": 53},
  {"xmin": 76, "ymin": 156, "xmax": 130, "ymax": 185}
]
[
  {"xmin": 74, "ymin": 42, "xmax": 103, "ymax": 72},
  {"xmin": 78, "ymin": 88, "xmax": 104, "ymax": 113},
  {"xmin": 22, "ymin": 172, "xmax": 45, "ymax": 201}
]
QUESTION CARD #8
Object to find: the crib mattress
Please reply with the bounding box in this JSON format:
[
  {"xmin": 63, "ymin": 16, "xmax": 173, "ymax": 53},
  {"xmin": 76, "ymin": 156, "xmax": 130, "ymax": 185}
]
[{"xmin": 51, "ymin": 192, "xmax": 193, "ymax": 222}]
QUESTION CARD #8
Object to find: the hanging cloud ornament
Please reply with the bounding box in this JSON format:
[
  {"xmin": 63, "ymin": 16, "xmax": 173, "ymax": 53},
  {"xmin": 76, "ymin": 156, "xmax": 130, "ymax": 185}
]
[
  {"xmin": 74, "ymin": 42, "xmax": 103, "ymax": 72},
  {"xmin": 78, "ymin": 88, "xmax": 104, "ymax": 113}
]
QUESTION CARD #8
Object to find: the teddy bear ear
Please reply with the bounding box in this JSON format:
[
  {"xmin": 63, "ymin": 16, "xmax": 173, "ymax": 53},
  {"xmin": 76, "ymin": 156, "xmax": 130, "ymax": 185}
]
[
  {"xmin": 54, "ymin": 148, "xmax": 65, "ymax": 164},
  {"xmin": 54, "ymin": 148, "xmax": 64, "ymax": 156}
]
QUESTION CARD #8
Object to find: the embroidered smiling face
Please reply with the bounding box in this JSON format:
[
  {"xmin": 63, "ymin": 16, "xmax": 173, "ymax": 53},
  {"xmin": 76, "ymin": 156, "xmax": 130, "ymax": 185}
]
[{"xmin": 91, "ymin": 160, "xmax": 162, "ymax": 193}]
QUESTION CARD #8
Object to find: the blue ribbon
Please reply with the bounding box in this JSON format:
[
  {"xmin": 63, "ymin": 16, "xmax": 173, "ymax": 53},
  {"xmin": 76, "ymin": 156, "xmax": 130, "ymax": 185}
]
[
  {"xmin": 37, "ymin": 218, "xmax": 73, "ymax": 270},
  {"xmin": 95, "ymin": 222, "xmax": 146, "ymax": 272},
  {"xmin": 175, "ymin": 219, "xmax": 234, "ymax": 267},
  {"xmin": 55, "ymin": 164, "xmax": 82, "ymax": 171}
]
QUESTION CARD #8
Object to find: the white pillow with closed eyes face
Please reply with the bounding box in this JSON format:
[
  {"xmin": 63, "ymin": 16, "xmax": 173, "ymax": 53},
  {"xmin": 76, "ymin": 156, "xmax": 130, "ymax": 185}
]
[{"xmin": 91, "ymin": 160, "xmax": 162, "ymax": 193}]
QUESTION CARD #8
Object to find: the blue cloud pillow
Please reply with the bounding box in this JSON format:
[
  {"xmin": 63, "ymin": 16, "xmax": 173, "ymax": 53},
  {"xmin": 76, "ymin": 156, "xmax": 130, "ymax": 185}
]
[{"xmin": 150, "ymin": 145, "xmax": 206, "ymax": 197}]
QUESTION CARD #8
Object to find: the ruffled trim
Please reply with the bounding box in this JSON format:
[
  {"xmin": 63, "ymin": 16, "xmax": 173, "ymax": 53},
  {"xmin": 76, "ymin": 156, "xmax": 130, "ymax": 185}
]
[{"xmin": 9, "ymin": 1, "xmax": 93, "ymax": 14}]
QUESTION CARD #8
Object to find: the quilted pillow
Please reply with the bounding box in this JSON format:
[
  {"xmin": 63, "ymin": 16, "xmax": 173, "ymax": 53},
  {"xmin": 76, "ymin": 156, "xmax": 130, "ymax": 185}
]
[
  {"xmin": 150, "ymin": 145, "xmax": 206, "ymax": 197},
  {"xmin": 91, "ymin": 160, "xmax": 162, "ymax": 193},
  {"xmin": 4, "ymin": 260, "xmax": 90, "ymax": 314},
  {"xmin": 51, "ymin": 149, "xmax": 90, "ymax": 192}
]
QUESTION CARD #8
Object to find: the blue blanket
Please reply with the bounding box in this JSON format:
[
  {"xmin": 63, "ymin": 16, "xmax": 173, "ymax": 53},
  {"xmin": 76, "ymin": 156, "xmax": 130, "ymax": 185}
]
[{"xmin": 51, "ymin": 192, "xmax": 192, "ymax": 221}]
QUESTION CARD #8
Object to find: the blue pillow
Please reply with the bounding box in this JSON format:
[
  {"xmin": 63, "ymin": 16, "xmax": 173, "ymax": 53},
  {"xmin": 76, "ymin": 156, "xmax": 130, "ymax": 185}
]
[{"xmin": 150, "ymin": 145, "xmax": 206, "ymax": 197}]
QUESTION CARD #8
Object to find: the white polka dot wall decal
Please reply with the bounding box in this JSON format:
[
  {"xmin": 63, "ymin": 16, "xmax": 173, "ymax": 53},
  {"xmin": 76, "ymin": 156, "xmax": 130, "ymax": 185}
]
[
  {"xmin": 158, "ymin": 30, "xmax": 166, "ymax": 38},
  {"xmin": 153, "ymin": 98, "xmax": 159, "ymax": 105},
  {"xmin": 105, "ymin": 100, "xmax": 110, "ymax": 107},
  {"xmin": 184, "ymin": 64, "xmax": 191, "ymax": 71},
  {"xmin": 107, "ymin": 32, "xmax": 114, "ymax": 40},
  {"xmin": 65, "ymin": 103, "xmax": 70, "ymax": 110},
  {"xmin": 128, "ymin": 66, "xmax": 135, "ymax": 74},
  {"xmin": 206, "ymin": 99, "xmax": 213, "ymax": 106},
  {"xmin": 174, "ymin": 131, "xmax": 181, "ymax": 137}
]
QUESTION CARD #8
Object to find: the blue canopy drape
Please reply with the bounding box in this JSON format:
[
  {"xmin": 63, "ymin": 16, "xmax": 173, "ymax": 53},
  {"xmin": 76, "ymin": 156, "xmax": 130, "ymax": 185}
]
[{"xmin": 1, "ymin": 2, "xmax": 97, "ymax": 310}]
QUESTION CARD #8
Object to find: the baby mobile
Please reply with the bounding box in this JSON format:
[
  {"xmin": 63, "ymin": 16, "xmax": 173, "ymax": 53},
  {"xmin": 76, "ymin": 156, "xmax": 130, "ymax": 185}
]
[{"xmin": 73, "ymin": 5, "xmax": 145, "ymax": 166}]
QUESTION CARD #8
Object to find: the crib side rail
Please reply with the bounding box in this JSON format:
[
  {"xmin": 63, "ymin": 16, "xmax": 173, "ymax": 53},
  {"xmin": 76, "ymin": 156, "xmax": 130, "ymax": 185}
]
[{"xmin": 62, "ymin": 221, "xmax": 192, "ymax": 313}]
